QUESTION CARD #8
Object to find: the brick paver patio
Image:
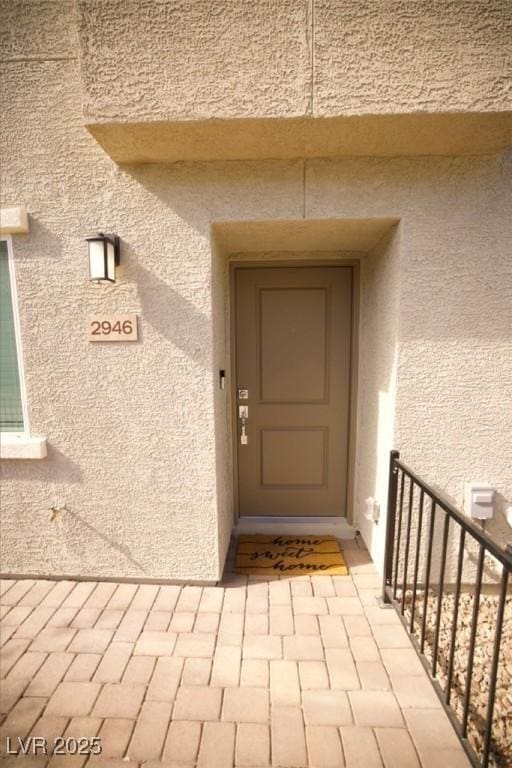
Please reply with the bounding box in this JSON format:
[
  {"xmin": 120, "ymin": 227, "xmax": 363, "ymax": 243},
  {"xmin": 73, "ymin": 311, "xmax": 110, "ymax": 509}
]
[{"xmin": 0, "ymin": 537, "xmax": 471, "ymax": 767}]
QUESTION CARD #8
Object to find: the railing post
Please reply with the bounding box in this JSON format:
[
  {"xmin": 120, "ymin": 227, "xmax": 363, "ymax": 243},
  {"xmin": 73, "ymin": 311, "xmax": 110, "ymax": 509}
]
[{"xmin": 382, "ymin": 449, "xmax": 400, "ymax": 604}]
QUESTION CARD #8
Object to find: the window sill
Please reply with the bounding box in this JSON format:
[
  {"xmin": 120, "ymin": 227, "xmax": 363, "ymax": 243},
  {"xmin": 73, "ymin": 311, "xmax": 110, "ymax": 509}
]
[
  {"xmin": 0, "ymin": 205, "xmax": 29, "ymax": 234},
  {"xmin": 0, "ymin": 434, "xmax": 47, "ymax": 459}
]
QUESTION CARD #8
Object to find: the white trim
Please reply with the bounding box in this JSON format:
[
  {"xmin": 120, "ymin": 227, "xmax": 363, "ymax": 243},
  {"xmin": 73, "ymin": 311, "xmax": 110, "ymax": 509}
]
[
  {"xmin": 1, "ymin": 235, "xmax": 30, "ymax": 435},
  {"xmin": 0, "ymin": 237, "xmax": 47, "ymax": 459},
  {"xmin": 0, "ymin": 205, "xmax": 29, "ymax": 234},
  {"xmin": 0, "ymin": 433, "xmax": 47, "ymax": 460},
  {"xmin": 232, "ymin": 516, "xmax": 358, "ymax": 539}
]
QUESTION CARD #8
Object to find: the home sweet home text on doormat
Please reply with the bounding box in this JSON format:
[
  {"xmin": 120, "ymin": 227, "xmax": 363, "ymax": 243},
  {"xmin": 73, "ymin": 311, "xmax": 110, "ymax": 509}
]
[{"xmin": 234, "ymin": 535, "xmax": 348, "ymax": 576}]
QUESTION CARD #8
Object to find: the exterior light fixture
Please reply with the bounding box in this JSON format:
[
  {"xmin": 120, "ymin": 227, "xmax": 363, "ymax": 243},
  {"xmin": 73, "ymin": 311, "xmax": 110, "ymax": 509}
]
[{"xmin": 86, "ymin": 233, "xmax": 120, "ymax": 283}]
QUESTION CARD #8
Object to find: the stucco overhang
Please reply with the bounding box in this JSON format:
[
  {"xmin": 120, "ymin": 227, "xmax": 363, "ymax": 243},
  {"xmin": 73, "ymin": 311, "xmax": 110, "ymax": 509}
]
[
  {"xmin": 213, "ymin": 218, "xmax": 399, "ymax": 254},
  {"xmin": 74, "ymin": 0, "xmax": 512, "ymax": 163},
  {"xmin": 87, "ymin": 113, "xmax": 512, "ymax": 164}
]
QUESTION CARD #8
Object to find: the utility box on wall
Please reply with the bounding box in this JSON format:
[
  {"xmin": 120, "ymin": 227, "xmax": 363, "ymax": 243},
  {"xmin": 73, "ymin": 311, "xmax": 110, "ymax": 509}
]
[{"xmin": 464, "ymin": 482, "xmax": 495, "ymax": 520}]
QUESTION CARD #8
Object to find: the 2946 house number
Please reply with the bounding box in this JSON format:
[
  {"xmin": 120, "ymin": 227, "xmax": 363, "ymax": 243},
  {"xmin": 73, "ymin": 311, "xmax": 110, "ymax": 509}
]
[{"xmin": 87, "ymin": 314, "xmax": 138, "ymax": 342}]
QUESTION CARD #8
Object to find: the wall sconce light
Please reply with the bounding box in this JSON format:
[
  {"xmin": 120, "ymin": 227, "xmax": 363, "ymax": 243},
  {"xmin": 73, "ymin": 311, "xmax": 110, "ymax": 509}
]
[{"xmin": 86, "ymin": 233, "xmax": 120, "ymax": 283}]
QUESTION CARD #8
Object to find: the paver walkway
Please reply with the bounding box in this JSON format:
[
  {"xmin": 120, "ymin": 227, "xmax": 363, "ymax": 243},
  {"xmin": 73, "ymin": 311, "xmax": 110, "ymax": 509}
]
[{"xmin": 0, "ymin": 536, "xmax": 471, "ymax": 767}]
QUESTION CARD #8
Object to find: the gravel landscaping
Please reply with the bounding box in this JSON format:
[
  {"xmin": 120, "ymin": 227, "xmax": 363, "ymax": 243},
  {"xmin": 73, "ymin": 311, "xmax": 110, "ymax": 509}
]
[{"xmin": 402, "ymin": 588, "xmax": 512, "ymax": 768}]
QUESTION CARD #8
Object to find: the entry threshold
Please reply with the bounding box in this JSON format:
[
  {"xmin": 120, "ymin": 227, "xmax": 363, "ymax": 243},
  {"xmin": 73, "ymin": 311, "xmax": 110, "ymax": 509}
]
[{"xmin": 232, "ymin": 516, "xmax": 357, "ymax": 539}]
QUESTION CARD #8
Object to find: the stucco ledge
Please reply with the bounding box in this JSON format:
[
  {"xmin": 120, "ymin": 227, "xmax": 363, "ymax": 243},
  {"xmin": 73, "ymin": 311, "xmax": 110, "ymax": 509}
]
[
  {"xmin": 0, "ymin": 206, "xmax": 29, "ymax": 235},
  {"xmin": 0, "ymin": 434, "xmax": 47, "ymax": 459}
]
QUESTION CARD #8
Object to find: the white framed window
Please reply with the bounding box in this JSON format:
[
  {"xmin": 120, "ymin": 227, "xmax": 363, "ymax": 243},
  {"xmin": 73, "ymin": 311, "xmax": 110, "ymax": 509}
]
[
  {"xmin": 0, "ymin": 235, "xmax": 45, "ymax": 458},
  {"xmin": 0, "ymin": 236, "xmax": 29, "ymax": 434}
]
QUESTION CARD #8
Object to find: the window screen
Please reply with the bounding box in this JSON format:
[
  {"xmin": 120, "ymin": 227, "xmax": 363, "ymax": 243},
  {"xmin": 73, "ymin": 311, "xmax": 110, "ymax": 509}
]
[{"xmin": 0, "ymin": 240, "xmax": 24, "ymax": 431}]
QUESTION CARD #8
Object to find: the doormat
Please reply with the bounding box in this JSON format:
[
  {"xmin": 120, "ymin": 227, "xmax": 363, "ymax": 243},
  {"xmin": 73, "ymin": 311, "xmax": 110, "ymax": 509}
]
[{"xmin": 234, "ymin": 534, "xmax": 348, "ymax": 576}]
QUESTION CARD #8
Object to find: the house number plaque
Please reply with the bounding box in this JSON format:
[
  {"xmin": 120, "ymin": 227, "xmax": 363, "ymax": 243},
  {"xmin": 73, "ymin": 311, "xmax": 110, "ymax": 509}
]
[{"xmin": 87, "ymin": 314, "xmax": 138, "ymax": 342}]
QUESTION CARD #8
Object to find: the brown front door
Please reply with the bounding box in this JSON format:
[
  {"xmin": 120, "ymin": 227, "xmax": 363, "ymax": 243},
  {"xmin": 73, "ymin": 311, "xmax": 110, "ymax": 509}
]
[{"xmin": 234, "ymin": 266, "xmax": 352, "ymax": 517}]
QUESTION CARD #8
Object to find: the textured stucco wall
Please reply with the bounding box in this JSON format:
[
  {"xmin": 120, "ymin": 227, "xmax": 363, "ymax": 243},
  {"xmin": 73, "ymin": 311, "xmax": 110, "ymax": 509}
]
[
  {"xmin": 354, "ymin": 229, "xmax": 400, "ymax": 566},
  {"xmin": 306, "ymin": 153, "xmax": 512, "ymax": 561},
  {"xmin": 0, "ymin": 83, "xmax": 306, "ymax": 578},
  {"xmin": 0, "ymin": 0, "xmax": 304, "ymax": 581},
  {"xmin": 1, "ymin": 1, "xmax": 511, "ymax": 580},
  {"xmin": 73, "ymin": 0, "xmax": 512, "ymax": 123},
  {"xmin": 314, "ymin": 0, "xmax": 512, "ymax": 116},
  {"xmin": 0, "ymin": 0, "xmax": 78, "ymax": 59},
  {"xmin": 77, "ymin": 0, "xmax": 511, "ymax": 162},
  {"xmin": 211, "ymin": 237, "xmax": 234, "ymax": 575},
  {"xmin": 75, "ymin": 0, "xmax": 311, "ymax": 123}
]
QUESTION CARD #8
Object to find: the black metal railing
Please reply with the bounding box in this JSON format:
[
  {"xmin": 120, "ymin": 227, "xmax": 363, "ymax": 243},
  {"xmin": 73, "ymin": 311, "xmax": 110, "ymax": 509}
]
[{"xmin": 383, "ymin": 450, "xmax": 512, "ymax": 768}]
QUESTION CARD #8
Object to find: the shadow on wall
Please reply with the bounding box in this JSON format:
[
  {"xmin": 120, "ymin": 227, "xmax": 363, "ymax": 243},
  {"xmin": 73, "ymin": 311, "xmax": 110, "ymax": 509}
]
[
  {"xmin": 210, "ymin": 235, "xmax": 234, "ymax": 575},
  {"xmin": 122, "ymin": 243, "xmax": 212, "ymax": 370},
  {"xmin": 355, "ymin": 225, "xmax": 400, "ymax": 564},
  {"xmin": 119, "ymin": 159, "xmax": 305, "ymax": 242},
  {"xmin": 119, "ymin": 164, "xmax": 223, "ymax": 239},
  {"xmin": 485, "ymin": 492, "xmax": 512, "ymax": 552},
  {"xmin": 10, "ymin": 217, "xmax": 64, "ymax": 263},
  {"xmin": 58, "ymin": 507, "xmax": 145, "ymax": 573},
  {"xmin": 0, "ymin": 444, "xmax": 83, "ymax": 483}
]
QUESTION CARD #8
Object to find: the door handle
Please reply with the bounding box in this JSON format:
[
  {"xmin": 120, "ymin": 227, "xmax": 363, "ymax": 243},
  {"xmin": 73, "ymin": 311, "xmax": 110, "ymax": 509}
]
[
  {"xmin": 239, "ymin": 406, "xmax": 249, "ymax": 446},
  {"xmin": 238, "ymin": 396, "xmax": 249, "ymax": 444}
]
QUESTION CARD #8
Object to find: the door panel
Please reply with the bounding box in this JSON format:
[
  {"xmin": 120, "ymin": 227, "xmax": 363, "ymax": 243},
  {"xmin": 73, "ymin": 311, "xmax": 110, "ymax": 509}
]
[
  {"xmin": 260, "ymin": 288, "xmax": 328, "ymax": 402},
  {"xmin": 261, "ymin": 428, "xmax": 327, "ymax": 487},
  {"xmin": 235, "ymin": 266, "xmax": 352, "ymax": 517}
]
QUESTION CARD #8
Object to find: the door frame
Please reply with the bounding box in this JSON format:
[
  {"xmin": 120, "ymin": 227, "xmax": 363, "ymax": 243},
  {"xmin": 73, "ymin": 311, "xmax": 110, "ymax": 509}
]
[{"xmin": 229, "ymin": 257, "xmax": 360, "ymax": 524}]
